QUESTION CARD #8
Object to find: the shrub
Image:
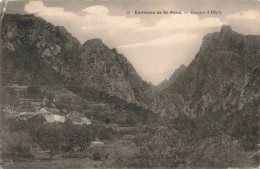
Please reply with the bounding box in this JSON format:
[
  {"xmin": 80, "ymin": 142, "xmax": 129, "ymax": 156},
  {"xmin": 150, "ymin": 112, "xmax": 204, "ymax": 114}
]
[
  {"xmin": 98, "ymin": 127, "xmax": 115, "ymax": 140},
  {"xmin": 129, "ymin": 127, "xmax": 252, "ymax": 168},
  {"xmin": 104, "ymin": 140, "xmax": 139, "ymax": 167},
  {"xmin": 1, "ymin": 131, "xmax": 34, "ymax": 160},
  {"xmin": 186, "ymin": 135, "xmax": 253, "ymax": 168},
  {"xmin": 89, "ymin": 147, "xmax": 109, "ymax": 161}
]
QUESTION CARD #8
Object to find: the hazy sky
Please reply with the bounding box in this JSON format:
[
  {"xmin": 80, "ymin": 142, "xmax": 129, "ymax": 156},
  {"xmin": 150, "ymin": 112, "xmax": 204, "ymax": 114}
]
[{"xmin": 1, "ymin": 0, "xmax": 260, "ymax": 84}]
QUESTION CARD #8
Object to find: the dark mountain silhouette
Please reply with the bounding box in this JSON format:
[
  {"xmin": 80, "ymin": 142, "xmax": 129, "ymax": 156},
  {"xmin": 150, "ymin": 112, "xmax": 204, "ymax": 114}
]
[
  {"xmin": 156, "ymin": 25, "xmax": 260, "ymax": 118},
  {"xmin": 157, "ymin": 64, "xmax": 187, "ymax": 91},
  {"xmin": 1, "ymin": 14, "xmax": 155, "ymax": 108}
]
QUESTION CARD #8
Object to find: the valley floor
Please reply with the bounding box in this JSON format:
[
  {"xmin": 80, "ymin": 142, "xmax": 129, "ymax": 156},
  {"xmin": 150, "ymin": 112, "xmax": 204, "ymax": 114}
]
[
  {"xmin": 1, "ymin": 158, "xmax": 102, "ymax": 169},
  {"xmin": 1, "ymin": 157, "xmax": 259, "ymax": 169}
]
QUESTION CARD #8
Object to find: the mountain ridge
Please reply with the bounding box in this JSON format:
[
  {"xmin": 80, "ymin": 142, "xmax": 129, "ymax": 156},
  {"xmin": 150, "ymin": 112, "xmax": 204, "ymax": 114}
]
[
  {"xmin": 1, "ymin": 14, "xmax": 259, "ymax": 122},
  {"xmin": 157, "ymin": 64, "xmax": 187, "ymax": 91},
  {"xmin": 1, "ymin": 14, "xmax": 155, "ymax": 108},
  {"xmin": 155, "ymin": 25, "xmax": 260, "ymax": 118}
]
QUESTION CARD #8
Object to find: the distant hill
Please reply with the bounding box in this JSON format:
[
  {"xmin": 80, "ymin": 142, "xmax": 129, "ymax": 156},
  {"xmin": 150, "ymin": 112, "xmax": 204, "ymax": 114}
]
[{"xmin": 157, "ymin": 64, "xmax": 187, "ymax": 91}]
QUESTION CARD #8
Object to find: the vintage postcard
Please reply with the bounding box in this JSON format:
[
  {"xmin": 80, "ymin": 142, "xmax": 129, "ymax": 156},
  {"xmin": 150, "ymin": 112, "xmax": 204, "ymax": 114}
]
[{"xmin": 0, "ymin": 0, "xmax": 259, "ymax": 168}]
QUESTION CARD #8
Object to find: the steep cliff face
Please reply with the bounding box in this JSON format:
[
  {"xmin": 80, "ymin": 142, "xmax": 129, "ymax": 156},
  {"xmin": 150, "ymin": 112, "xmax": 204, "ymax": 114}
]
[
  {"xmin": 158, "ymin": 25, "xmax": 260, "ymax": 118},
  {"xmin": 81, "ymin": 38, "xmax": 154, "ymax": 104},
  {"xmin": 1, "ymin": 14, "xmax": 154, "ymax": 106},
  {"xmin": 1, "ymin": 14, "xmax": 83, "ymax": 85}
]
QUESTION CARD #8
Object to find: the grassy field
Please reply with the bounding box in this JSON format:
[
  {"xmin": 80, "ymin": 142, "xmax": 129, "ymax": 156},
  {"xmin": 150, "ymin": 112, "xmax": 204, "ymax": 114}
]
[
  {"xmin": 2, "ymin": 158, "xmax": 259, "ymax": 169},
  {"xmin": 1, "ymin": 151, "xmax": 258, "ymax": 169},
  {"xmin": 1, "ymin": 158, "xmax": 103, "ymax": 169}
]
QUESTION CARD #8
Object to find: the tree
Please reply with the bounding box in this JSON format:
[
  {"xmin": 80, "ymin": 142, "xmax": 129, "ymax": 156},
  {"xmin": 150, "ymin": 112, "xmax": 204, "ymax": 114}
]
[
  {"xmin": 1, "ymin": 131, "xmax": 33, "ymax": 159},
  {"xmin": 64, "ymin": 124, "xmax": 94, "ymax": 151},
  {"xmin": 186, "ymin": 135, "xmax": 252, "ymax": 168},
  {"xmin": 32, "ymin": 123, "xmax": 64, "ymax": 159}
]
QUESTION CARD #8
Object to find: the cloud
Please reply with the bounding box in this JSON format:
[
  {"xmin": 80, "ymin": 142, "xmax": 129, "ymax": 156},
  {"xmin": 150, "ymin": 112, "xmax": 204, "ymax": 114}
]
[
  {"xmin": 24, "ymin": 1, "xmax": 44, "ymax": 13},
  {"xmin": 24, "ymin": 1, "xmax": 81, "ymax": 30},
  {"xmin": 118, "ymin": 14, "xmax": 225, "ymax": 48},
  {"xmin": 24, "ymin": 1, "xmax": 143, "ymax": 43},
  {"xmin": 82, "ymin": 5, "xmax": 109, "ymax": 15},
  {"xmin": 141, "ymin": 14, "xmax": 225, "ymax": 32},
  {"xmin": 118, "ymin": 32, "xmax": 199, "ymax": 48},
  {"xmin": 227, "ymin": 10, "xmax": 260, "ymax": 20}
]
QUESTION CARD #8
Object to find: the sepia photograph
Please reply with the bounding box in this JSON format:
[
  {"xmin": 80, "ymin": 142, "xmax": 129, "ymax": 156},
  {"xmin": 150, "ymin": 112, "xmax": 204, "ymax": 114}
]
[{"xmin": 0, "ymin": 0, "xmax": 259, "ymax": 168}]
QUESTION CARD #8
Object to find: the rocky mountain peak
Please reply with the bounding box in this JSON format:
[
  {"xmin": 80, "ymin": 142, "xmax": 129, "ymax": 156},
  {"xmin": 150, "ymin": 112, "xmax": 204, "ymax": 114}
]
[
  {"xmin": 83, "ymin": 38, "xmax": 106, "ymax": 48},
  {"xmin": 220, "ymin": 25, "xmax": 232, "ymax": 34},
  {"xmin": 201, "ymin": 25, "xmax": 243, "ymax": 52}
]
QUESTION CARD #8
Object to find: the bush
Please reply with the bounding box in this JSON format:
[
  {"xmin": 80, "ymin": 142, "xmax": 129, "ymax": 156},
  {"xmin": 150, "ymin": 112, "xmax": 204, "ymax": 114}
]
[
  {"xmin": 104, "ymin": 140, "xmax": 139, "ymax": 167},
  {"xmin": 31, "ymin": 122, "xmax": 95, "ymax": 159},
  {"xmin": 98, "ymin": 127, "xmax": 115, "ymax": 140},
  {"xmin": 89, "ymin": 147, "xmax": 109, "ymax": 161},
  {"xmin": 1, "ymin": 131, "xmax": 34, "ymax": 160},
  {"xmin": 133, "ymin": 128, "xmax": 181, "ymax": 167},
  {"xmin": 32, "ymin": 123, "xmax": 65, "ymax": 159},
  {"xmin": 92, "ymin": 151, "xmax": 101, "ymax": 161},
  {"xmin": 119, "ymin": 127, "xmax": 254, "ymax": 168},
  {"xmin": 186, "ymin": 135, "xmax": 253, "ymax": 168}
]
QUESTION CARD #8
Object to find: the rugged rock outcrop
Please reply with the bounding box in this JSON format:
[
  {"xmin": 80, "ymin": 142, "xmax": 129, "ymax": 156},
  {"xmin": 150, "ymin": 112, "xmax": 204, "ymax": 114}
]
[
  {"xmin": 157, "ymin": 25, "xmax": 260, "ymax": 118},
  {"xmin": 1, "ymin": 14, "xmax": 154, "ymax": 107}
]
